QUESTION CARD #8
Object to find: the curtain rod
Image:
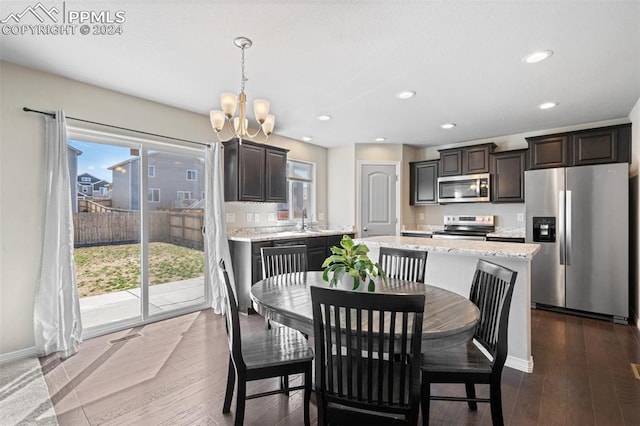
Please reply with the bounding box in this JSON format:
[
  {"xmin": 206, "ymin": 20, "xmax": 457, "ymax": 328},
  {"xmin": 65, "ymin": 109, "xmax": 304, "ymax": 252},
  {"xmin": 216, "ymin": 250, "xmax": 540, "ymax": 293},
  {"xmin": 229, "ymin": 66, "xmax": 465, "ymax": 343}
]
[{"xmin": 23, "ymin": 107, "xmax": 211, "ymax": 148}]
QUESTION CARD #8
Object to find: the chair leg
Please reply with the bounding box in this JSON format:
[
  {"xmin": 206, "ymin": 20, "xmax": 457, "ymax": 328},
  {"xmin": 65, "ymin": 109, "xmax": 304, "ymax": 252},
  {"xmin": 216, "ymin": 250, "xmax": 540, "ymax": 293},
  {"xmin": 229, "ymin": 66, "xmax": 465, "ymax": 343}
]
[
  {"xmin": 235, "ymin": 376, "xmax": 246, "ymax": 426},
  {"xmin": 223, "ymin": 357, "xmax": 235, "ymax": 413},
  {"xmin": 489, "ymin": 380, "xmax": 504, "ymax": 426},
  {"xmin": 280, "ymin": 375, "xmax": 290, "ymax": 395},
  {"xmin": 465, "ymin": 382, "xmax": 478, "ymax": 411},
  {"xmin": 303, "ymin": 367, "xmax": 312, "ymax": 426},
  {"xmin": 420, "ymin": 377, "xmax": 431, "ymax": 426}
]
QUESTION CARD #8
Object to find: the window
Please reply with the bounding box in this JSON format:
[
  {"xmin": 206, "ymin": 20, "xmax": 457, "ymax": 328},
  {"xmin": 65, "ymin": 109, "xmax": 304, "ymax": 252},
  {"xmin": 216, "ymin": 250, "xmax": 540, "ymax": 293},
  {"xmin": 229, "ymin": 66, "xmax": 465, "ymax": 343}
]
[
  {"xmin": 177, "ymin": 191, "xmax": 192, "ymax": 200},
  {"xmin": 81, "ymin": 176, "xmax": 92, "ymax": 182},
  {"xmin": 285, "ymin": 160, "xmax": 315, "ymax": 221},
  {"xmin": 148, "ymin": 165, "xmax": 155, "ymax": 177},
  {"xmin": 81, "ymin": 184, "xmax": 91, "ymax": 193},
  {"xmin": 148, "ymin": 188, "xmax": 160, "ymax": 202},
  {"xmin": 186, "ymin": 170, "xmax": 197, "ymax": 181},
  {"xmin": 99, "ymin": 187, "xmax": 108, "ymax": 196}
]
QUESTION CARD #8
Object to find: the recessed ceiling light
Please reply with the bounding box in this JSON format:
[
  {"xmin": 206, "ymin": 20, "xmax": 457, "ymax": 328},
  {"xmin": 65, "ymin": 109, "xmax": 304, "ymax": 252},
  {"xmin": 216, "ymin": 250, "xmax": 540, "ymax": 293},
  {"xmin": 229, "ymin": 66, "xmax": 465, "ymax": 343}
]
[
  {"xmin": 396, "ymin": 91, "xmax": 416, "ymax": 99},
  {"xmin": 539, "ymin": 102, "xmax": 558, "ymax": 110},
  {"xmin": 302, "ymin": 136, "xmax": 313, "ymax": 142},
  {"xmin": 375, "ymin": 137, "xmax": 386, "ymax": 142},
  {"xmin": 440, "ymin": 123, "xmax": 456, "ymax": 129},
  {"xmin": 317, "ymin": 114, "xmax": 332, "ymax": 121},
  {"xmin": 523, "ymin": 50, "xmax": 553, "ymax": 64}
]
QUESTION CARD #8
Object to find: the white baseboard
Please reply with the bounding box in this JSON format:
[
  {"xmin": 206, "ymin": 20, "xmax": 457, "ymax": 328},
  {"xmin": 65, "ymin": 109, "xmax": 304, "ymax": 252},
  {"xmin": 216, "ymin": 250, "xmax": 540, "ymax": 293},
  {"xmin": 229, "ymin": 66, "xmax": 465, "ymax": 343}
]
[
  {"xmin": 506, "ymin": 354, "xmax": 534, "ymax": 373},
  {"xmin": 0, "ymin": 346, "xmax": 39, "ymax": 364}
]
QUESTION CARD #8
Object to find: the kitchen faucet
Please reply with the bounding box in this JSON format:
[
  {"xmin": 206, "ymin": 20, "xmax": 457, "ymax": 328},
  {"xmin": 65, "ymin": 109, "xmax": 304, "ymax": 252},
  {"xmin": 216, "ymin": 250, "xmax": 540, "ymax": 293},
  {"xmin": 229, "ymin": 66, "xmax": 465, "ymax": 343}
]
[{"xmin": 301, "ymin": 207, "xmax": 307, "ymax": 231}]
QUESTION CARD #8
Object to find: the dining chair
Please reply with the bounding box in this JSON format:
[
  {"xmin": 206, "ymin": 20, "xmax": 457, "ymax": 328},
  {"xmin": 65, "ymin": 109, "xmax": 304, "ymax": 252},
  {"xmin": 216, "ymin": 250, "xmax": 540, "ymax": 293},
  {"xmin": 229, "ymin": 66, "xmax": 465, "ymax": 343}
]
[
  {"xmin": 378, "ymin": 247, "xmax": 428, "ymax": 283},
  {"xmin": 311, "ymin": 285, "xmax": 425, "ymax": 426},
  {"xmin": 219, "ymin": 260, "xmax": 313, "ymax": 426},
  {"xmin": 260, "ymin": 244, "xmax": 309, "ymax": 392},
  {"xmin": 420, "ymin": 259, "xmax": 517, "ymax": 426},
  {"xmin": 261, "ymin": 244, "xmax": 308, "ymax": 279}
]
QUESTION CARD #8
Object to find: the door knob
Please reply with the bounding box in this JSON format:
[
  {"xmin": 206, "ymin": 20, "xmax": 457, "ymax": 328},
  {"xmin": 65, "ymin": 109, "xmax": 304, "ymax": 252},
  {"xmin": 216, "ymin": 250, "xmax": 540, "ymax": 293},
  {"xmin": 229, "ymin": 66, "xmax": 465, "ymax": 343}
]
[{"xmin": 363, "ymin": 227, "xmax": 368, "ymax": 231}]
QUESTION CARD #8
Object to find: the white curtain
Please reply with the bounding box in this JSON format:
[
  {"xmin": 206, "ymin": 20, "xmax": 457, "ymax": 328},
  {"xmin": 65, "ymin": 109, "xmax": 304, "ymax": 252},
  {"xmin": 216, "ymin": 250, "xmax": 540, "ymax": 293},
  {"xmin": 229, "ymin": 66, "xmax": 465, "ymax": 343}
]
[
  {"xmin": 205, "ymin": 143, "xmax": 235, "ymax": 314},
  {"xmin": 34, "ymin": 110, "xmax": 83, "ymax": 358}
]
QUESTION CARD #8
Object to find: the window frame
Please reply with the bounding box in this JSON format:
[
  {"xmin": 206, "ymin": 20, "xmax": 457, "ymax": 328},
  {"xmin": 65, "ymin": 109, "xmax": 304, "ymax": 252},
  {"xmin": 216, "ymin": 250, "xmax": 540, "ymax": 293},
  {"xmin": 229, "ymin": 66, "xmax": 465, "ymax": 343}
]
[
  {"xmin": 148, "ymin": 165, "xmax": 155, "ymax": 177},
  {"xmin": 186, "ymin": 169, "xmax": 197, "ymax": 181},
  {"xmin": 148, "ymin": 188, "xmax": 160, "ymax": 203},
  {"xmin": 284, "ymin": 159, "xmax": 316, "ymax": 223}
]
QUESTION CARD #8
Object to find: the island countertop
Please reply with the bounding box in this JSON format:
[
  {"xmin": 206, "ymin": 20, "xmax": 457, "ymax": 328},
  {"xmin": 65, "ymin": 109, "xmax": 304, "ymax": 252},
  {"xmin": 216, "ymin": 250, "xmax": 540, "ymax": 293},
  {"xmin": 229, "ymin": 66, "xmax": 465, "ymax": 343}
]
[{"xmin": 356, "ymin": 235, "xmax": 540, "ymax": 260}]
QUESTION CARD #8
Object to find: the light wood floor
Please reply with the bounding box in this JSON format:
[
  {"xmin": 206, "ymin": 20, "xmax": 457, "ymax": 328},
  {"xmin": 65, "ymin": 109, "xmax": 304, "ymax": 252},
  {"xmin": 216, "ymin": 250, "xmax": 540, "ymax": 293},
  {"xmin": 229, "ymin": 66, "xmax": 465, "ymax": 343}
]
[{"xmin": 40, "ymin": 308, "xmax": 640, "ymax": 425}]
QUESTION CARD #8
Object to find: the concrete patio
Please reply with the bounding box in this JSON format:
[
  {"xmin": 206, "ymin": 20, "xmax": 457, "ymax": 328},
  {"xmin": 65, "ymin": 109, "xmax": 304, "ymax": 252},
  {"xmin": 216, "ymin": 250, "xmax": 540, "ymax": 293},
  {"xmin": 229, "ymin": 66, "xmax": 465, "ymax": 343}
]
[{"xmin": 79, "ymin": 277, "xmax": 206, "ymax": 329}]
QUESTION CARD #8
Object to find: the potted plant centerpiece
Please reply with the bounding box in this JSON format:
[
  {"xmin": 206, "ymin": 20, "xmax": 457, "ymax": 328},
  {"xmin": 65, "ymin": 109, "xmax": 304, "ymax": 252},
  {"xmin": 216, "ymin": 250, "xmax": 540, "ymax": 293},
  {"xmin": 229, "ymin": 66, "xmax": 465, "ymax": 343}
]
[{"xmin": 322, "ymin": 235, "xmax": 387, "ymax": 292}]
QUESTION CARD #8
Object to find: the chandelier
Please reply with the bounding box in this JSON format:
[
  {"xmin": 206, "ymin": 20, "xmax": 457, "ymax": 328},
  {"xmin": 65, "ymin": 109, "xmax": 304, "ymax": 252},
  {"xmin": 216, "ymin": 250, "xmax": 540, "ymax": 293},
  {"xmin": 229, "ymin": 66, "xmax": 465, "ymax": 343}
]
[{"xmin": 210, "ymin": 36, "xmax": 275, "ymax": 142}]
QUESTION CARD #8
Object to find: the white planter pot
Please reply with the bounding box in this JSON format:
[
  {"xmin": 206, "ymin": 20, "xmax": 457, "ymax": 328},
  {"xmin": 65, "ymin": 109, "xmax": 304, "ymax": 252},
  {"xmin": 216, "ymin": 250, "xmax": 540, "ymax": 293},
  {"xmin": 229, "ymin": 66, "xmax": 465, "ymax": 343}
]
[{"xmin": 337, "ymin": 274, "xmax": 374, "ymax": 292}]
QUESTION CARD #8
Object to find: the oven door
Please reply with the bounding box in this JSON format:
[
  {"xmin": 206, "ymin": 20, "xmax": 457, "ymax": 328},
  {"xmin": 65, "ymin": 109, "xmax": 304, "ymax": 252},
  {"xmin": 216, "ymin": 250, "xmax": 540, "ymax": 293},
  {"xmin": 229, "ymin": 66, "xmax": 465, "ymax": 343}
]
[{"xmin": 437, "ymin": 174, "xmax": 490, "ymax": 203}]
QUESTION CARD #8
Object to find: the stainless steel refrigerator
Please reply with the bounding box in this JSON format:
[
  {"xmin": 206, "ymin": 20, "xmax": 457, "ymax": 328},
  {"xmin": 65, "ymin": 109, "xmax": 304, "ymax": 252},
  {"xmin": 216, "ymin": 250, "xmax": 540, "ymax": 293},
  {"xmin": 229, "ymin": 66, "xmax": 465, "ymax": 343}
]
[{"xmin": 525, "ymin": 163, "xmax": 629, "ymax": 323}]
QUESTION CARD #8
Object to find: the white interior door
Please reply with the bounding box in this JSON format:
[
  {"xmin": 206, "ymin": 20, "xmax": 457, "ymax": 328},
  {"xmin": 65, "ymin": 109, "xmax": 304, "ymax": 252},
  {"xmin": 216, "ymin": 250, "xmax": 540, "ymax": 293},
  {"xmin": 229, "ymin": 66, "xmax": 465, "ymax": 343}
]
[{"xmin": 359, "ymin": 163, "xmax": 398, "ymax": 237}]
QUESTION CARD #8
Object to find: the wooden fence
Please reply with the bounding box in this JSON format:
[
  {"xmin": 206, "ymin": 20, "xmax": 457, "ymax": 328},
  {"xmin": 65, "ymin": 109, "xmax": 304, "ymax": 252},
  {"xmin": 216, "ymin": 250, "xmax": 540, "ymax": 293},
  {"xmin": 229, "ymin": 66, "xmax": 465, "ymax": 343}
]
[{"xmin": 73, "ymin": 210, "xmax": 204, "ymax": 250}]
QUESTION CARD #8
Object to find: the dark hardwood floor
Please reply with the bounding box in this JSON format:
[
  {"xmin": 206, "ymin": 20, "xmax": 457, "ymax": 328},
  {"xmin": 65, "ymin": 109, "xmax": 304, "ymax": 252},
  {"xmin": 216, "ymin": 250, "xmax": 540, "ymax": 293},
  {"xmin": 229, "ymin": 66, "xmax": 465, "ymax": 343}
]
[{"xmin": 40, "ymin": 308, "xmax": 640, "ymax": 425}]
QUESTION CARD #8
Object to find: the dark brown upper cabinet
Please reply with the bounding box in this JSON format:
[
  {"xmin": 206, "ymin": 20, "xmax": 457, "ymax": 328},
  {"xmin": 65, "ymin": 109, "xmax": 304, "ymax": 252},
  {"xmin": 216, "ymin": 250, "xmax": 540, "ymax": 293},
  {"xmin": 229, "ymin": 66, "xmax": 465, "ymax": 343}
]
[
  {"xmin": 491, "ymin": 149, "xmax": 526, "ymax": 203},
  {"xmin": 223, "ymin": 139, "xmax": 288, "ymax": 202},
  {"xmin": 526, "ymin": 124, "xmax": 630, "ymax": 170},
  {"xmin": 410, "ymin": 160, "xmax": 439, "ymax": 205},
  {"xmin": 438, "ymin": 143, "xmax": 496, "ymax": 176},
  {"xmin": 438, "ymin": 149, "xmax": 462, "ymax": 176}
]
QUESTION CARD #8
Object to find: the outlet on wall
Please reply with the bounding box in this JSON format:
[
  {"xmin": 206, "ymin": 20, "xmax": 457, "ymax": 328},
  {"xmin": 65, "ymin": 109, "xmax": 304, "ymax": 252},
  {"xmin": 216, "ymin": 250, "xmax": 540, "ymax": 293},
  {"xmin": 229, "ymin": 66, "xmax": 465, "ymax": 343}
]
[
  {"xmin": 419, "ymin": 213, "xmax": 425, "ymax": 221},
  {"xmin": 226, "ymin": 213, "xmax": 236, "ymax": 223},
  {"xmin": 517, "ymin": 213, "xmax": 524, "ymax": 222},
  {"xmin": 267, "ymin": 212, "xmax": 276, "ymax": 222},
  {"xmin": 246, "ymin": 212, "xmax": 253, "ymax": 223},
  {"xmin": 254, "ymin": 213, "xmax": 260, "ymax": 223}
]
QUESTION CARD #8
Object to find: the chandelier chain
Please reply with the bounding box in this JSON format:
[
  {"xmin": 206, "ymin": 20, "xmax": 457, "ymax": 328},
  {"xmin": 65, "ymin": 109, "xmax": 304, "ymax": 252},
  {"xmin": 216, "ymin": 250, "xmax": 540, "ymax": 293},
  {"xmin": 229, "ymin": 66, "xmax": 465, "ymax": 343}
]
[{"xmin": 240, "ymin": 45, "xmax": 248, "ymax": 93}]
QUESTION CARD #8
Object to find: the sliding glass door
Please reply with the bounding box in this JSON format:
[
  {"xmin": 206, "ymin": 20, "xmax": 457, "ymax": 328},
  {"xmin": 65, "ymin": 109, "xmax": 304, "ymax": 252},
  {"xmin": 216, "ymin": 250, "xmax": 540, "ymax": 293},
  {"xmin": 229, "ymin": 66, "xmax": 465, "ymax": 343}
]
[{"xmin": 67, "ymin": 129, "xmax": 208, "ymax": 336}]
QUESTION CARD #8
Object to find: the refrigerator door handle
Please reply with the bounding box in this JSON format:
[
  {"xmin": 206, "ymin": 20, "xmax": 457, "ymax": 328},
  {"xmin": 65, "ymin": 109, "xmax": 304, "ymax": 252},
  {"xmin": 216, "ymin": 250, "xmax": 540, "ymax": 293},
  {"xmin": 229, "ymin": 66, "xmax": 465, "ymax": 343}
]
[
  {"xmin": 566, "ymin": 190, "xmax": 572, "ymax": 266},
  {"xmin": 559, "ymin": 190, "xmax": 565, "ymax": 265}
]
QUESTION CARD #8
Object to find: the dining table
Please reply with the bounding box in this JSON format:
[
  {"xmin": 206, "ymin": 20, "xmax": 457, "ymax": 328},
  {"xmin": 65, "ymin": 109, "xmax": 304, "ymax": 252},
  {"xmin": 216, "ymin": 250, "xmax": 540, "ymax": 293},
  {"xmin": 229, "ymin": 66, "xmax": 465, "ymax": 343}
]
[{"xmin": 250, "ymin": 271, "xmax": 480, "ymax": 351}]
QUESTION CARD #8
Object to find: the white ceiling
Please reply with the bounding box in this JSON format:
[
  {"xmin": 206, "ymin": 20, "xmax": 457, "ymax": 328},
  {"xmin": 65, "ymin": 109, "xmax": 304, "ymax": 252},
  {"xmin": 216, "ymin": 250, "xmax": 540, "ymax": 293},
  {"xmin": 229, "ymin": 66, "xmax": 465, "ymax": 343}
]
[{"xmin": 1, "ymin": 1, "xmax": 639, "ymax": 148}]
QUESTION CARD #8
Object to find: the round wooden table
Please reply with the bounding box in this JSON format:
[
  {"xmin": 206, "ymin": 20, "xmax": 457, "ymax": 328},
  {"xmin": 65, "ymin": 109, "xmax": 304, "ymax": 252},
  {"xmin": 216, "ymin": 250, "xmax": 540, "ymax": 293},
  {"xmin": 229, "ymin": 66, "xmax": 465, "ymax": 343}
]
[{"xmin": 250, "ymin": 272, "xmax": 480, "ymax": 351}]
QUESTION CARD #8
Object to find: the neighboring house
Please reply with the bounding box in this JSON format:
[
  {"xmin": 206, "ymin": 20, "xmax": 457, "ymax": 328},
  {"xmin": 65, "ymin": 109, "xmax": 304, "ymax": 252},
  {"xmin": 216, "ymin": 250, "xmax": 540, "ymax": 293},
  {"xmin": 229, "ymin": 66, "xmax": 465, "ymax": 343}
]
[
  {"xmin": 77, "ymin": 173, "xmax": 110, "ymax": 199},
  {"xmin": 67, "ymin": 145, "xmax": 82, "ymax": 213},
  {"xmin": 109, "ymin": 152, "xmax": 205, "ymax": 211}
]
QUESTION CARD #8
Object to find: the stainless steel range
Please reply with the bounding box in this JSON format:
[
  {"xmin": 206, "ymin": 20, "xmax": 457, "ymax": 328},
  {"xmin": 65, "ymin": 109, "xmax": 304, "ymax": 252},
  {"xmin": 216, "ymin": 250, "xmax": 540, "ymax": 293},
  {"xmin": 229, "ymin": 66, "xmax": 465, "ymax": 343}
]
[{"xmin": 431, "ymin": 215, "xmax": 494, "ymax": 241}]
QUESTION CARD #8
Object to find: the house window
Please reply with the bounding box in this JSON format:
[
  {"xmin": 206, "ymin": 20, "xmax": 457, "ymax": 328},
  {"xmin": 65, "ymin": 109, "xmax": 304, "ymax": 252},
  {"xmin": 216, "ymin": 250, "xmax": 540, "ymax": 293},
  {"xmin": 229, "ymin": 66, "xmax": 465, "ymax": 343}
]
[
  {"xmin": 285, "ymin": 160, "xmax": 315, "ymax": 222},
  {"xmin": 177, "ymin": 191, "xmax": 192, "ymax": 200},
  {"xmin": 148, "ymin": 165, "xmax": 155, "ymax": 177},
  {"xmin": 99, "ymin": 187, "xmax": 108, "ymax": 196},
  {"xmin": 186, "ymin": 170, "xmax": 197, "ymax": 181},
  {"xmin": 148, "ymin": 188, "xmax": 160, "ymax": 202},
  {"xmin": 81, "ymin": 176, "xmax": 92, "ymax": 182}
]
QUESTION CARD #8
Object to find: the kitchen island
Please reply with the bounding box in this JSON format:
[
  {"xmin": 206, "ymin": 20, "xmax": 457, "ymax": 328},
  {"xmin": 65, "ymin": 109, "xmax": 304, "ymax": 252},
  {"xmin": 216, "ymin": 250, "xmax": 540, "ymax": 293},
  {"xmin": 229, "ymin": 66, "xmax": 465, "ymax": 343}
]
[{"xmin": 356, "ymin": 236, "xmax": 540, "ymax": 373}]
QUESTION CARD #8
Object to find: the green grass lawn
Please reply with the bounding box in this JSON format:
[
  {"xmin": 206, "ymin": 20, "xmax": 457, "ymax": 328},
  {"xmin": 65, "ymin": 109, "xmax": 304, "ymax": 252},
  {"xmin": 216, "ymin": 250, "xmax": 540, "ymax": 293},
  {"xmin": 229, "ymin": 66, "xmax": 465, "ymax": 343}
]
[{"xmin": 74, "ymin": 242, "xmax": 204, "ymax": 297}]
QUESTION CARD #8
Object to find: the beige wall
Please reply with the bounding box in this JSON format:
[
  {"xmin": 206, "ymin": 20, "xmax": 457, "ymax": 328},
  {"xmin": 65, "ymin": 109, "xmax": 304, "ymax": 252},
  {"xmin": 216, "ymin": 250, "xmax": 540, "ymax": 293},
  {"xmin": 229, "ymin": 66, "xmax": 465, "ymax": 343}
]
[
  {"xmin": 327, "ymin": 145, "xmax": 355, "ymax": 228},
  {"xmin": 0, "ymin": 61, "xmax": 327, "ymax": 356}
]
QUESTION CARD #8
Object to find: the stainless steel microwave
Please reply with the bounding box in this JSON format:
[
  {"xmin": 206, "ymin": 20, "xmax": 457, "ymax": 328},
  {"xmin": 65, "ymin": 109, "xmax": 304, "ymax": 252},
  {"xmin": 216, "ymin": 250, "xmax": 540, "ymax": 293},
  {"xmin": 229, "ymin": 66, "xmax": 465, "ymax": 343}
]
[{"xmin": 437, "ymin": 173, "xmax": 491, "ymax": 203}]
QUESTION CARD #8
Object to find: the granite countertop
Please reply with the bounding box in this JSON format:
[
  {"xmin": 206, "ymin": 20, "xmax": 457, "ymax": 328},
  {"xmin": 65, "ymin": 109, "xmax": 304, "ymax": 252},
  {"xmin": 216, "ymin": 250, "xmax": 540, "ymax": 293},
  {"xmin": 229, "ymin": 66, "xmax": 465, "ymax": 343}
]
[
  {"xmin": 486, "ymin": 228, "xmax": 526, "ymax": 239},
  {"xmin": 227, "ymin": 228, "xmax": 354, "ymax": 242},
  {"xmin": 356, "ymin": 235, "xmax": 540, "ymax": 260}
]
